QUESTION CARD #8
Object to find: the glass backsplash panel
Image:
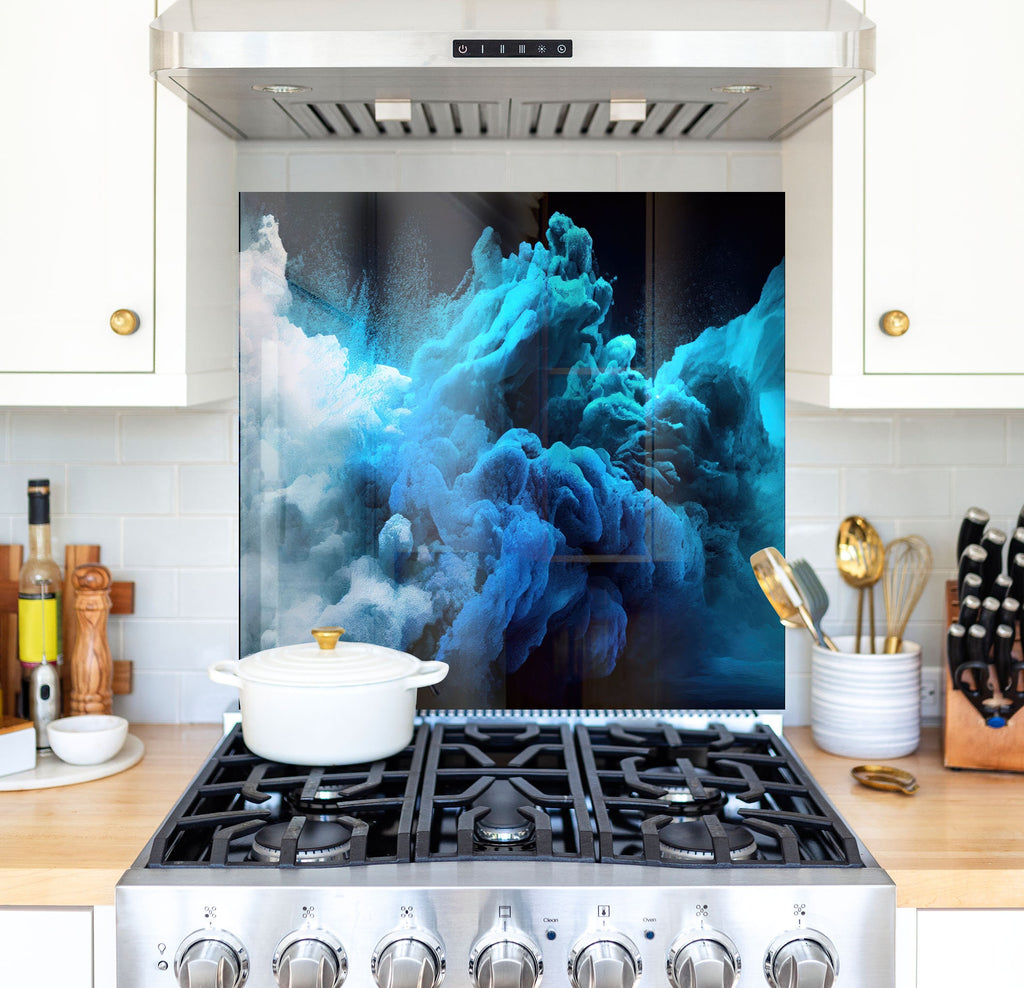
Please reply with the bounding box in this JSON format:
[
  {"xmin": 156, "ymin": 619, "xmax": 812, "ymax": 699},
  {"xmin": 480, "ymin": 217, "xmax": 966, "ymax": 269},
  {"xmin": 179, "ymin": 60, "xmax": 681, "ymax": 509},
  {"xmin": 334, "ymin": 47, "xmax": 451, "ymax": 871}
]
[{"xmin": 239, "ymin": 192, "xmax": 785, "ymax": 710}]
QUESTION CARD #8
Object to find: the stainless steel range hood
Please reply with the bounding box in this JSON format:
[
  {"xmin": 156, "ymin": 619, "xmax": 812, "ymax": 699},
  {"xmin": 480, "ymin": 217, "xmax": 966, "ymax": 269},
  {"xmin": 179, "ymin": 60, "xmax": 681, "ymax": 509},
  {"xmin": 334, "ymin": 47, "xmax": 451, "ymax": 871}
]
[{"xmin": 151, "ymin": 0, "xmax": 874, "ymax": 142}]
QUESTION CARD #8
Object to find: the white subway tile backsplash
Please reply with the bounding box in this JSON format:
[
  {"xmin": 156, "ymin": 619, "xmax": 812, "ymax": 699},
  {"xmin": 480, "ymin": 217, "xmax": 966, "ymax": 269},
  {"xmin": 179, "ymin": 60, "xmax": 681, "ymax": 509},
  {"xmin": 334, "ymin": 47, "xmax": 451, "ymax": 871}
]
[
  {"xmin": 0, "ymin": 464, "xmax": 66, "ymax": 514},
  {"xmin": 784, "ymin": 521, "xmax": 840, "ymax": 570},
  {"xmin": 124, "ymin": 517, "xmax": 235, "ymax": 567},
  {"xmin": 68, "ymin": 465, "xmax": 176, "ymax": 515},
  {"xmin": 787, "ymin": 415, "xmax": 892, "ymax": 466},
  {"xmin": 10, "ymin": 412, "xmax": 116, "ymax": 463},
  {"xmin": 950, "ymin": 467, "xmax": 1024, "ymax": 522},
  {"xmin": 843, "ymin": 468, "xmax": 951, "ymax": 518},
  {"xmin": 47, "ymin": 516, "xmax": 123, "ymax": 567},
  {"xmin": 1008, "ymin": 416, "xmax": 1024, "ymax": 465},
  {"xmin": 179, "ymin": 569, "xmax": 239, "ymax": 620},
  {"xmin": 121, "ymin": 412, "xmax": 230, "ymax": 463},
  {"xmin": 113, "ymin": 670, "xmax": 181, "ymax": 724},
  {"xmin": 123, "ymin": 618, "xmax": 238, "ymax": 671},
  {"xmin": 181, "ymin": 464, "xmax": 239, "ymax": 515},
  {"xmin": 289, "ymin": 152, "xmax": 398, "ymax": 191},
  {"xmin": 180, "ymin": 671, "xmax": 240, "ymax": 724},
  {"xmin": 785, "ymin": 468, "xmax": 840, "ymax": 517},
  {"xmin": 117, "ymin": 568, "xmax": 179, "ymax": 619},
  {"xmin": 898, "ymin": 413, "xmax": 1006, "ymax": 466},
  {"xmin": 617, "ymin": 152, "xmax": 727, "ymax": 191}
]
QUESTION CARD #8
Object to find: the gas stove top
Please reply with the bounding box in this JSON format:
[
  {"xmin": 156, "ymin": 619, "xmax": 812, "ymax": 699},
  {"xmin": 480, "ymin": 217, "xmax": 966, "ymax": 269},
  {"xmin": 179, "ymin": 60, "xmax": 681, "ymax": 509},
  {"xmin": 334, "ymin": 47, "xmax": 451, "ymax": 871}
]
[
  {"xmin": 117, "ymin": 718, "xmax": 895, "ymax": 988},
  {"xmin": 141, "ymin": 721, "xmax": 864, "ymax": 871}
]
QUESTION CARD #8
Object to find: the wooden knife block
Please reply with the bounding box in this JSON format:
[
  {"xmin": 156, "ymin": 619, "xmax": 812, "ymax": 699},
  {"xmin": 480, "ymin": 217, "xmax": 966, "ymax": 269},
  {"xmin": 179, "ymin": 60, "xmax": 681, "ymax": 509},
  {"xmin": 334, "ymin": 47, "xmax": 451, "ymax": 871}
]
[
  {"xmin": 943, "ymin": 580, "xmax": 1024, "ymax": 771},
  {"xmin": 0, "ymin": 544, "xmax": 134, "ymax": 718}
]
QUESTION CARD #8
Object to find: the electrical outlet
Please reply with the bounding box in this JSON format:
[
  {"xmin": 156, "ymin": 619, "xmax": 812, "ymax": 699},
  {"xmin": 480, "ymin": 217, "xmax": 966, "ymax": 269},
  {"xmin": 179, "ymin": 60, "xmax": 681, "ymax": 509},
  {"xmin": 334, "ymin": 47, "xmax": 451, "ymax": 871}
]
[{"xmin": 920, "ymin": 667, "xmax": 942, "ymax": 720}]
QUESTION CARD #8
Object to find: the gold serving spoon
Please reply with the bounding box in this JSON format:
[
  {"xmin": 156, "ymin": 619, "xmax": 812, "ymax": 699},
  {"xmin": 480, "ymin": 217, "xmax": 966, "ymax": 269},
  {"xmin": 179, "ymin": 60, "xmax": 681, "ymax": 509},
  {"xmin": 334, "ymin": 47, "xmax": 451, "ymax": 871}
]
[
  {"xmin": 751, "ymin": 547, "xmax": 838, "ymax": 650},
  {"xmin": 836, "ymin": 516, "xmax": 886, "ymax": 653}
]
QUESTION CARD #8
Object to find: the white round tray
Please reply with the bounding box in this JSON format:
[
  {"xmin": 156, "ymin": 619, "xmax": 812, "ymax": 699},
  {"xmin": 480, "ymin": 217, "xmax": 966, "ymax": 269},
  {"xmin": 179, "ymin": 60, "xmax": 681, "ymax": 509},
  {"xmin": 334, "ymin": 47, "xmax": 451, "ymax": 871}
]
[{"xmin": 0, "ymin": 733, "xmax": 144, "ymax": 791}]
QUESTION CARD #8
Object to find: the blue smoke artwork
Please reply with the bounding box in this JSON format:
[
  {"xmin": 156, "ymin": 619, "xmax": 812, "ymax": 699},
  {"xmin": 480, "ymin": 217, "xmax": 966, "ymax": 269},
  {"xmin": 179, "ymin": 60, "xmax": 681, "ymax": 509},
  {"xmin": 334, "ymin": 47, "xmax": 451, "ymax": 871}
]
[{"xmin": 240, "ymin": 192, "xmax": 785, "ymax": 710}]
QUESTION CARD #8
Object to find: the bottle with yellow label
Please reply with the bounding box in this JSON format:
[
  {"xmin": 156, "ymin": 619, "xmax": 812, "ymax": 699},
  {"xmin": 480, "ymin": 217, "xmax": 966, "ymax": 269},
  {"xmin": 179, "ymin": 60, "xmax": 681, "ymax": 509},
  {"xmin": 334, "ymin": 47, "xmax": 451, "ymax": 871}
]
[{"xmin": 18, "ymin": 479, "xmax": 62, "ymax": 713}]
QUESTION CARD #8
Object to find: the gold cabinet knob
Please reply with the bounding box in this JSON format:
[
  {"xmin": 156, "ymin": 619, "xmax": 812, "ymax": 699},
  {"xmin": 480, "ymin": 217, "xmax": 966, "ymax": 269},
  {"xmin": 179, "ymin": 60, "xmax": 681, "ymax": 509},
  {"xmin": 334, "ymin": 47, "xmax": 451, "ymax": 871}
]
[
  {"xmin": 880, "ymin": 310, "xmax": 910, "ymax": 337},
  {"xmin": 311, "ymin": 627, "xmax": 345, "ymax": 650},
  {"xmin": 109, "ymin": 309, "xmax": 140, "ymax": 336}
]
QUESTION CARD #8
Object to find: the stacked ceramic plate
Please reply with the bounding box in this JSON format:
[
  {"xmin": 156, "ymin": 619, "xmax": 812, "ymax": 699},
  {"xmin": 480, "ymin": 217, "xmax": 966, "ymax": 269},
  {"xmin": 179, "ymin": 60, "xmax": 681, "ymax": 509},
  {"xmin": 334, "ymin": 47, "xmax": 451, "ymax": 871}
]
[{"xmin": 810, "ymin": 635, "xmax": 921, "ymax": 759}]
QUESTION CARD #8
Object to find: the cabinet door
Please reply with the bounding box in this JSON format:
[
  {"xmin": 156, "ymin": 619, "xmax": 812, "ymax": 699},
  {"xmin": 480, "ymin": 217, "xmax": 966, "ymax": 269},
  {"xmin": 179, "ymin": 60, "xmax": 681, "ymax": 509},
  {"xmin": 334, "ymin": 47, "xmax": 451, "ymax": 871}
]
[
  {"xmin": 863, "ymin": 0, "xmax": 1024, "ymax": 375},
  {"xmin": 0, "ymin": 907, "xmax": 94, "ymax": 987},
  {"xmin": 0, "ymin": 0, "xmax": 154, "ymax": 373}
]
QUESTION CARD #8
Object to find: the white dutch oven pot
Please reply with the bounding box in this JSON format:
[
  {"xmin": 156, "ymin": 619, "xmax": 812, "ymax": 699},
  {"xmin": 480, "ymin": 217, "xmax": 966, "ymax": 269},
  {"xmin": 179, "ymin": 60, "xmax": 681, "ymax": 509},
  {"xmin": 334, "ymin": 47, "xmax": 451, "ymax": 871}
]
[{"xmin": 209, "ymin": 627, "xmax": 449, "ymax": 765}]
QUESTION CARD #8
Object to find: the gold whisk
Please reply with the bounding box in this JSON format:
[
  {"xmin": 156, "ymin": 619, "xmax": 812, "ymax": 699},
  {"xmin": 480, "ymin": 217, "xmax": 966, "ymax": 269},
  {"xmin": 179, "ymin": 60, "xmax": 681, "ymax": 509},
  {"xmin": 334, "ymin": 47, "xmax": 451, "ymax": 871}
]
[{"xmin": 882, "ymin": 535, "xmax": 933, "ymax": 654}]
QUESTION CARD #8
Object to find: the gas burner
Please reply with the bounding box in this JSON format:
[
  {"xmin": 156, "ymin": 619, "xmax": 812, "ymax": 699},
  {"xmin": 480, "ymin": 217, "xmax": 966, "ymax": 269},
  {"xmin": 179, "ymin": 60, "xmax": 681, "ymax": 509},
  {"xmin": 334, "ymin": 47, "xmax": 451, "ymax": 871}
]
[
  {"xmin": 656, "ymin": 785, "xmax": 728, "ymax": 818},
  {"xmin": 285, "ymin": 785, "xmax": 352, "ymax": 820},
  {"xmin": 471, "ymin": 780, "xmax": 536, "ymax": 845},
  {"xmin": 250, "ymin": 820, "xmax": 352, "ymax": 864},
  {"xmin": 657, "ymin": 821, "xmax": 757, "ymax": 863}
]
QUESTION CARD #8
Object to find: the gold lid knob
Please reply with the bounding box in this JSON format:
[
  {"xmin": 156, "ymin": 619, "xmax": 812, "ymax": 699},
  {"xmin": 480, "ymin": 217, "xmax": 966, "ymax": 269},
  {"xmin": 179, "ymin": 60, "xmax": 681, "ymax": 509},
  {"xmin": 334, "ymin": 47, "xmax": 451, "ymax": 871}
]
[
  {"xmin": 311, "ymin": 627, "xmax": 345, "ymax": 650},
  {"xmin": 110, "ymin": 309, "xmax": 140, "ymax": 336},
  {"xmin": 880, "ymin": 310, "xmax": 910, "ymax": 337}
]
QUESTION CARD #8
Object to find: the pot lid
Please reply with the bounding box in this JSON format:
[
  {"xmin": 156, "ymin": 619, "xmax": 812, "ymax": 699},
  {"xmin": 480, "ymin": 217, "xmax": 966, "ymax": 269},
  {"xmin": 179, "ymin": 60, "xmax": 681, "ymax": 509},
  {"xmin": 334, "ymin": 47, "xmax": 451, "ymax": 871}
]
[{"xmin": 238, "ymin": 627, "xmax": 426, "ymax": 687}]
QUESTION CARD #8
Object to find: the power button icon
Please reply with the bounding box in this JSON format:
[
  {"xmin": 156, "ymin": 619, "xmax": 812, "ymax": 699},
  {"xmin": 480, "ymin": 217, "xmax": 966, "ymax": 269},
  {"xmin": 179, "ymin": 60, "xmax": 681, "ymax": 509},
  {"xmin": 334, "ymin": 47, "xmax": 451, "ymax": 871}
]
[{"xmin": 457, "ymin": 44, "xmax": 468, "ymax": 54}]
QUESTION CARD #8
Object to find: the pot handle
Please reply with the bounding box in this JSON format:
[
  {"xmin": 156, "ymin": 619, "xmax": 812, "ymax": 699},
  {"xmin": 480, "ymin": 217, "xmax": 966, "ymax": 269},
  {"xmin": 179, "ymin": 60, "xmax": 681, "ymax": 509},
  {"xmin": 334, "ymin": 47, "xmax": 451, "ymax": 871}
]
[
  {"xmin": 209, "ymin": 660, "xmax": 243, "ymax": 689},
  {"xmin": 404, "ymin": 661, "xmax": 449, "ymax": 692}
]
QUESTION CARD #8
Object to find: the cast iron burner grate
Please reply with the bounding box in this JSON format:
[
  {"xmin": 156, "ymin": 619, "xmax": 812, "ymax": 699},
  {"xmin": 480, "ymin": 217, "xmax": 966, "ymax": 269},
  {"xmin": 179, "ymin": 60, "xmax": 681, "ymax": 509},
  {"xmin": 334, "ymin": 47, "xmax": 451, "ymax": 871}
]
[
  {"xmin": 142, "ymin": 720, "xmax": 863, "ymax": 870},
  {"xmin": 575, "ymin": 722, "xmax": 863, "ymax": 867},
  {"xmin": 145, "ymin": 724, "xmax": 428, "ymax": 867}
]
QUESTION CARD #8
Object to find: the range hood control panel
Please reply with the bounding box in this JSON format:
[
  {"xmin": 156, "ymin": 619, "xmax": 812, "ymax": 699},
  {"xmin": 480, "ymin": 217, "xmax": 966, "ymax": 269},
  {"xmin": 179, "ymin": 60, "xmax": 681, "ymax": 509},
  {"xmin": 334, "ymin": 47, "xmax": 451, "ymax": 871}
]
[{"xmin": 452, "ymin": 40, "xmax": 573, "ymax": 58}]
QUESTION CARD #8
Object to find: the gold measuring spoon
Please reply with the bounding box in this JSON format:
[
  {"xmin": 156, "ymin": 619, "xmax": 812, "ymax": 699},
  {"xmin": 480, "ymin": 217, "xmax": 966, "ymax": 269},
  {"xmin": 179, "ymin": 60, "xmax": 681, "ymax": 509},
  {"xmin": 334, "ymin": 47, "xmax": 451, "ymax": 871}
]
[
  {"xmin": 851, "ymin": 764, "xmax": 919, "ymax": 795},
  {"xmin": 836, "ymin": 516, "xmax": 886, "ymax": 653}
]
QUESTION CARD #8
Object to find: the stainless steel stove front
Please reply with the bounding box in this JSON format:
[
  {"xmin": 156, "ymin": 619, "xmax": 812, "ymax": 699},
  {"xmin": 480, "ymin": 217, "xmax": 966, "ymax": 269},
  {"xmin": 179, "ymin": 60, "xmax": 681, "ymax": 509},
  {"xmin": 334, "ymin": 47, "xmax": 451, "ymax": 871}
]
[{"xmin": 116, "ymin": 860, "xmax": 895, "ymax": 988}]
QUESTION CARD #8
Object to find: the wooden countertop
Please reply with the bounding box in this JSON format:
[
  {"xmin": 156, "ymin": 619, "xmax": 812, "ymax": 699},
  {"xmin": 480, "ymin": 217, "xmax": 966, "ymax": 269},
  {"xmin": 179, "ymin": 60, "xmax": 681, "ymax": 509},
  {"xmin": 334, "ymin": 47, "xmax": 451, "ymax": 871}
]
[
  {"xmin": 1, "ymin": 725, "xmax": 1020, "ymax": 909},
  {"xmin": 786, "ymin": 726, "xmax": 1024, "ymax": 909},
  {"xmin": 0, "ymin": 724, "xmax": 221, "ymax": 907}
]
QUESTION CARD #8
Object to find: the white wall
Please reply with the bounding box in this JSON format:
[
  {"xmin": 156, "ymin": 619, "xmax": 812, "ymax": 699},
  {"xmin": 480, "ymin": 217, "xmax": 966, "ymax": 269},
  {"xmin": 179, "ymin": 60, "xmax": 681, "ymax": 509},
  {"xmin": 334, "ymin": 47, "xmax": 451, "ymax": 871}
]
[{"xmin": 3, "ymin": 142, "xmax": 1019, "ymax": 723}]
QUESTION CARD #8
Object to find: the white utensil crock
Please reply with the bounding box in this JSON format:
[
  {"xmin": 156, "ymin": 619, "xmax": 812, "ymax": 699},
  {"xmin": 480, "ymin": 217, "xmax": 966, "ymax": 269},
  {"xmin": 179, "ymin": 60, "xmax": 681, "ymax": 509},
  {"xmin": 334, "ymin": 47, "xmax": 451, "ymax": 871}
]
[
  {"xmin": 209, "ymin": 630, "xmax": 448, "ymax": 765},
  {"xmin": 810, "ymin": 635, "xmax": 921, "ymax": 759}
]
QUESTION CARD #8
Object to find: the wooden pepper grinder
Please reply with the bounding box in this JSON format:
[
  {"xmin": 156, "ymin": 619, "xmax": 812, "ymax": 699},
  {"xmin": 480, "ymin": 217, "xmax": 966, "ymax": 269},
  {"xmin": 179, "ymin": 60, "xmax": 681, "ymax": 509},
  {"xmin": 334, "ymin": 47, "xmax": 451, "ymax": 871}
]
[{"xmin": 69, "ymin": 564, "xmax": 113, "ymax": 715}]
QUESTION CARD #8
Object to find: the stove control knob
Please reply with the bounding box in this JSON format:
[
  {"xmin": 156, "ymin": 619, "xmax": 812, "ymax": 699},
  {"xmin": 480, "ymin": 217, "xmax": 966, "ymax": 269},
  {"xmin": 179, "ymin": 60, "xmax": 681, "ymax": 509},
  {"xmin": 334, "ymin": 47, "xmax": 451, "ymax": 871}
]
[
  {"xmin": 174, "ymin": 930, "xmax": 249, "ymax": 988},
  {"xmin": 273, "ymin": 931, "xmax": 347, "ymax": 988},
  {"xmin": 372, "ymin": 931, "xmax": 446, "ymax": 988},
  {"xmin": 470, "ymin": 934, "xmax": 543, "ymax": 988},
  {"xmin": 668, "ymin": 932, "xmax": 740, "ymax": 988},
  {"xmin": 568, "ymin": 933, "xmax": 641, "ymax": 988},
  {"xmin": 764, "ymin": 931, "xmax": 838, "ymax": 988}
]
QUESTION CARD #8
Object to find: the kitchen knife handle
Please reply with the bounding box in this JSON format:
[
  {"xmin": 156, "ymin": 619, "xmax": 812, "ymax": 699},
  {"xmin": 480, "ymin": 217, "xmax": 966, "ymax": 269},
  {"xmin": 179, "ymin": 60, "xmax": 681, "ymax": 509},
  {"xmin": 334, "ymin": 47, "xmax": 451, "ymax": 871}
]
[
  {"xmin": 980, "ymin": 528, "xmax": 1007, "ymax": 588},
  {"xmin": 994, "ymin": 624, "xmax": 1016, "ymax": 695},
  {"xmin": 978, "ymin": 596, "xmax": 1002, "ymax": 648},
  {"xmin": 990, "ymin": 574, "xmax": 1014, "ymax": 603},
  {"xmin": 957, "ymin": 507, "xmax": 990, "ymax": 563},
  {"xmin": 958, "ymin": 544, "xmax": 988, "ymax": 599},
  {"xmin": 998, "ymin": 596, "xmax": 1020, "ymax": 632},
  {"xmin": 958, "ymin": 593, "xmax": 982, "ymax": 629},
  {"xmin": 1010, "ymin": 552, "xmax": 1024, "ymax": 605},
  {"xmin": 946, "ymin": 623, "xmax": 966, "ymax": 690},
  {"xmin": 964, "ymin": 624, "xmax": 993, "ymax": 698},
  {"xmin": 1008, "ymin": 527, "xmax": 1024, "ymax": 568}
]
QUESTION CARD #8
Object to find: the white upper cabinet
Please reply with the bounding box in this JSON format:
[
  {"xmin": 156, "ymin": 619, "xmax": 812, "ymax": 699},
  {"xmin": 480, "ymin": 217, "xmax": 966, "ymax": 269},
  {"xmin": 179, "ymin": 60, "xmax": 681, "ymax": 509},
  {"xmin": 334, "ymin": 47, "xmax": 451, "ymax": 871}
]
[
  {"xmin": 0, "ymin": 0, "xmax": 237, "ymax": 407},
  {"xmin": 784, "ymin": 0, "xmax": 1024, "ymax": 408}
]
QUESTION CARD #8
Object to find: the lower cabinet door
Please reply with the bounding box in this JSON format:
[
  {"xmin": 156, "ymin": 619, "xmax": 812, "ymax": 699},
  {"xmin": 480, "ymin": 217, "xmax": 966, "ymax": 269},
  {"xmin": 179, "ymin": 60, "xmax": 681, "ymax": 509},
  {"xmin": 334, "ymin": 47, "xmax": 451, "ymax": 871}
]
[{"xmin": 0, "ymin": 906, "xmax": 94, "ymax": 987}]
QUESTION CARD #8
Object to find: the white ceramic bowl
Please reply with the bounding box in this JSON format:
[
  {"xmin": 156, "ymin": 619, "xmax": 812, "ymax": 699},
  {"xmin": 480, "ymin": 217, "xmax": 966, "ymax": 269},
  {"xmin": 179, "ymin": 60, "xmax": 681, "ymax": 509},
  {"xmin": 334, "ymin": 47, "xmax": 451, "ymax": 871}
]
[{"xmin": 47, "ymin": 715, "xmax": 128, "ymax": 765}]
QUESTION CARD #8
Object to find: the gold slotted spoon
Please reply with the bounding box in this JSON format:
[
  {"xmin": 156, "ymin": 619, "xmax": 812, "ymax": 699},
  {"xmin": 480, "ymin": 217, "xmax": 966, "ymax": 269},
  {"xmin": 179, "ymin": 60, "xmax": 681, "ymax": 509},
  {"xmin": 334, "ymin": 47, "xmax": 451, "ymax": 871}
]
[{"xmin": 836, "ymin": 516, "xmax": 885, "ymax": 653}]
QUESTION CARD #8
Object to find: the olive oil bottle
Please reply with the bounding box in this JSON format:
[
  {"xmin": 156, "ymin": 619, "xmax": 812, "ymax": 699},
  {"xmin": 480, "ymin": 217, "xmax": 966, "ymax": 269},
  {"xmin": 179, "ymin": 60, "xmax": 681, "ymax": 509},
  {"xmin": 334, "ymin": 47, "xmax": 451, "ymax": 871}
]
[{"xmin": 18, "ymin": 479, "xmax": 62, "ymax": 726}]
